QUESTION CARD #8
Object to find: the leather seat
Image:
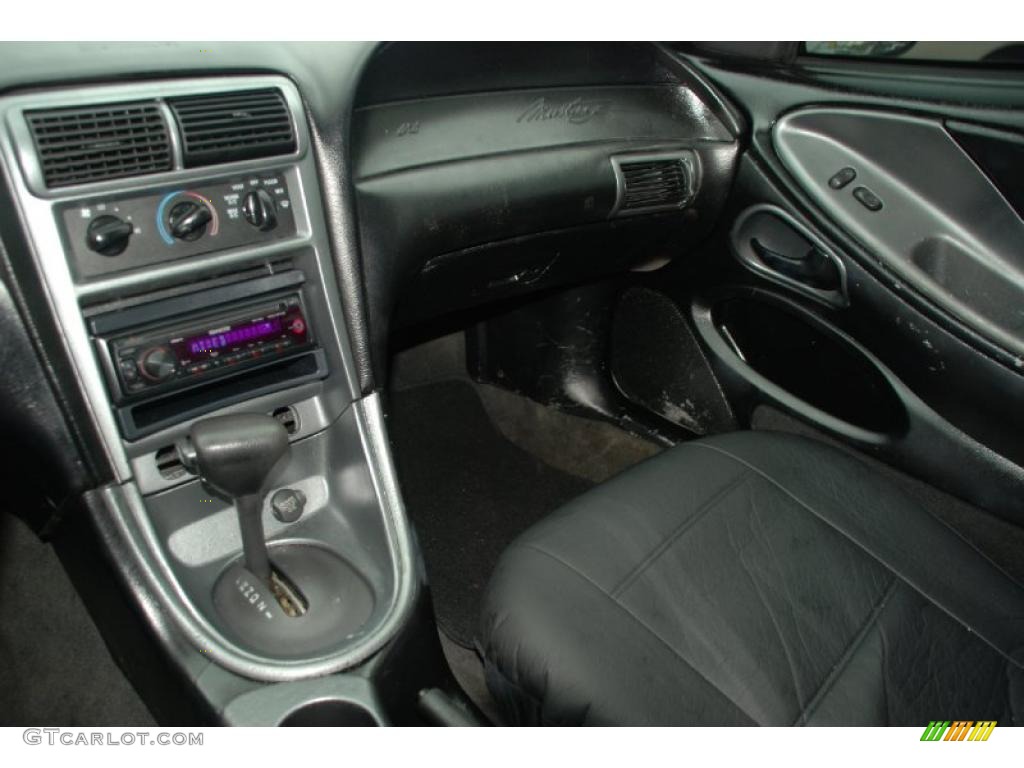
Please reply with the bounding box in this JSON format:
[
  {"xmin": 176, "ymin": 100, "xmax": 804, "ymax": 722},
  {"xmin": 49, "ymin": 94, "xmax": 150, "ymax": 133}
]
[{"xmin": 479, "ymin": 431, "xmax": 1024, "ymax": 725}]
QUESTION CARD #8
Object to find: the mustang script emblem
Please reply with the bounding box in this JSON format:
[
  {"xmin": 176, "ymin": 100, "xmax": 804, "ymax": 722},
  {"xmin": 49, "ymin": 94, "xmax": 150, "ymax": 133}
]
[{"xmin": 517, "ymin": 97, "xmax": 609, "ymax": 125}]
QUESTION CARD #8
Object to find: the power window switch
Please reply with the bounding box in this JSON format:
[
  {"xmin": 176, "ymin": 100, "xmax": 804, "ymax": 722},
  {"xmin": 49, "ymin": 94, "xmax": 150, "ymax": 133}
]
[
  {"xmin": 828, "ymin": 167, "xmax": 857, "ymax": 189},
  {"xmin": 853, "ymin": 186, "xmax": 883, "ymax": 211}
]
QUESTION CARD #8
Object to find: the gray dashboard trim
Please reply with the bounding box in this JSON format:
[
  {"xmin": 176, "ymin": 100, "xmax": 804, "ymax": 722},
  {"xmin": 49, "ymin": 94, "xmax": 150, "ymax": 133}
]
[{"xmin": 98, "ymin": 393, "xmax": 418, "ymax": 682}]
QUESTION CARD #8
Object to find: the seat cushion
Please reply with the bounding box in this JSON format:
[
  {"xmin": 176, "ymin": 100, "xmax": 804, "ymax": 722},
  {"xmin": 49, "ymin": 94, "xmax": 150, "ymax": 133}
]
[{"xmin": 479, "ymin": 431, "xmax": 1024, "ymax": 725}]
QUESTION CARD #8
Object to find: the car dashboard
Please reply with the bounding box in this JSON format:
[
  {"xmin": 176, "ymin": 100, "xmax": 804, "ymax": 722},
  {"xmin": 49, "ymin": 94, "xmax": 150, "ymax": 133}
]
[
  {"xmin": 4, "ymin": 39, "xmax": 1024, "ymax": 730},
  {"xmin": 0, "ymin": 42, "xmax": 741, "ymax": 724}
]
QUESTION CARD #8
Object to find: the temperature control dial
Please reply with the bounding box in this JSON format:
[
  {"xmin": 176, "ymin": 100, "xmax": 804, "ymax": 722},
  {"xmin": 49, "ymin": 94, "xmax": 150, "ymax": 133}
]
[
  {"xmin": 167, "ymin": 200, "xmax": 213, "ymax": 241},
  {"xmin": 139, "ymin": 346, "xmax": 177, "ymax": 382}
]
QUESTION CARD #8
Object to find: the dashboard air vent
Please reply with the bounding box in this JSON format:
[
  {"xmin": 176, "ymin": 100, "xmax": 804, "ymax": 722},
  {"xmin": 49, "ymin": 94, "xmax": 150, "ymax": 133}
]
[
  {"xmin": 25, "ymin": 102, "xmax": 172, "ymax": 188},
  {"xmin": 168, "ymin": 88, "xmax": 296, "ymax": 167},
  {"xmin": 613, "ymin": 154, "xmax": 695, "ymax": 215}
]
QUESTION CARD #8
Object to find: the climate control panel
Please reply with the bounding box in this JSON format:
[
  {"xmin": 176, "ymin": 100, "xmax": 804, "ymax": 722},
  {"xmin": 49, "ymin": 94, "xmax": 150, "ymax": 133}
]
[{"xmin": 59, "ymin": 170, "xmax": 297, "ymax": 280}]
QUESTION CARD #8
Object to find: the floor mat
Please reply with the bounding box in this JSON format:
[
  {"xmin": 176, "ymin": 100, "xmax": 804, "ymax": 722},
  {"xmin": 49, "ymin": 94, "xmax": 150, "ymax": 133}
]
[
  {"xmin": 0, "ymin": 513, "xmax": 154, "ymax": 726},
  {"xmin": 475, "ymin": 382, "xmax": 661, "ymax": 484},
  {"xmin": 389, "ymin": 380, "xmax": 593, "ymax": 647}
]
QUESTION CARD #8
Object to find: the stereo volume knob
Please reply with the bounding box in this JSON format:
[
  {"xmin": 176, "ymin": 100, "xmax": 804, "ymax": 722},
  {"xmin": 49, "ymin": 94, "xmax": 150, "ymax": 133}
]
[
  {"xmin": 242, "ymin": 189, "xmax": 278, "ymax": 232},
  {"xmin": 168, "ymin": 201, "xmax": 213, "ymax": 241},
  {"xmin": 139, "ymin": 346, "xmax": 177, "ymax": 382},
  {"xmin": 86, "ymin": 215, "xmax": 133, "ymax": 256}
]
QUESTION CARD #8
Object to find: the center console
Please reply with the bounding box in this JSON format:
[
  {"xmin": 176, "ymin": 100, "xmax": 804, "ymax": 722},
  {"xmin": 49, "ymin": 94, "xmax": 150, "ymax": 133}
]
[{"xmin": 0, "ymin": 76, "xmax": 436, "ymax": 723}]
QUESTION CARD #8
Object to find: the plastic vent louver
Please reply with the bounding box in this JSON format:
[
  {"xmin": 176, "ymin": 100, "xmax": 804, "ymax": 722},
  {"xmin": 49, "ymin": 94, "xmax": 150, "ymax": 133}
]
[
  {"xmin": 615, "ymin": 156, "xmax": 693, "ymax": 214},
  {"xmin": 168, "ymin": 88, "xmax": 296, "ymax": 167},
  {"xmin": 25, "ymin": 102, "xmax": 172, "ymax": 188}
]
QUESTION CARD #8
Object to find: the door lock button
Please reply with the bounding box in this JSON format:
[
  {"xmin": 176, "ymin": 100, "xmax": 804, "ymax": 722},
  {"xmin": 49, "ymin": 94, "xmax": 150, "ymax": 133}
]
[{"xmin": 828, "ymin": 167, "xmax": 857, "ymax": 190}]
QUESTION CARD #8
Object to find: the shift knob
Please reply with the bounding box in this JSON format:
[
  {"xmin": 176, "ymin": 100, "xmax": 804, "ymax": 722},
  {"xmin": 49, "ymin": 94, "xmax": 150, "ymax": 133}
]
[
  {"xmin": 183, "ymin": 413, "xmax": 289, "ymax": 499},
  {"xmin": 177, "ymin": 414, "xmax": 290, "ymax": 584}
]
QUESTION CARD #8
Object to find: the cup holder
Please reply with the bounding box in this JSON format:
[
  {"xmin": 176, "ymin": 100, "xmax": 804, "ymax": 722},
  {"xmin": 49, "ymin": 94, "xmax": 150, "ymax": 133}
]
[
  {"xmin": 280, "ymin": 699, "xmax": 379, "ymax": 727},
  {"xmin": 705, "ymin": 294, "xmax": 908, "ymax": 438}
]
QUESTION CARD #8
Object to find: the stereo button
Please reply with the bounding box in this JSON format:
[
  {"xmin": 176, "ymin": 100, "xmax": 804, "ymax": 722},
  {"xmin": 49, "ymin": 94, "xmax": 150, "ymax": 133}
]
[{"xmin": 118, "ymin": 357, "xmax": 140, "ymax": 383}]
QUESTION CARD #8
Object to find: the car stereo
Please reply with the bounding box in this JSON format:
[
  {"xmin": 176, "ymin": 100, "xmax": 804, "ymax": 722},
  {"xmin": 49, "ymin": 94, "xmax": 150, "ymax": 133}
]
[
  {"xmin": 106, "ymin": 296, "xmax": 312, "ymax": 401},
  {"xmin": 88, "ymin": 270, "xmax": 328, "ymax": 439}
]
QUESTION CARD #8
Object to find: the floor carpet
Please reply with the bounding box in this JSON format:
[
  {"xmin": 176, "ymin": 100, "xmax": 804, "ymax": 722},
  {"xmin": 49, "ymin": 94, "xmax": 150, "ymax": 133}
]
[
  {"xmin": 0, "ymin": 512, "xmax": 154, "ymax": 726},
  {"xmin": 388, "ymin": 381, "xmax": 594, "ymax": 647}
]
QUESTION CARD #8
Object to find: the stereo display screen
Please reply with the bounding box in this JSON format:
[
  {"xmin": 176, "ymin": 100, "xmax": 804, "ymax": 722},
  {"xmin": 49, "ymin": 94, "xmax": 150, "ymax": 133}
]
[
  {"xmin": 187, "ymin": 317, "xmax": 285, "ymax": 354},
  {"xmin": 170, "ymin": 303, "xmax": 309, "ymax": 365}
]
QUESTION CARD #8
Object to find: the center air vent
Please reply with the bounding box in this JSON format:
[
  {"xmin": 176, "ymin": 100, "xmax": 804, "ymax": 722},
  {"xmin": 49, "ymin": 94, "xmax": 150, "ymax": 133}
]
[
  {"xmin": 25, "ymin": 102, "xmax": 172, "ymax": 188},
  {"xmin": 612, "ymin": 153, "xmax": 697, "ymax": 216},
  {"xmin": 168, "ymin": 88, "xmax": 296, "ymax": 168}
]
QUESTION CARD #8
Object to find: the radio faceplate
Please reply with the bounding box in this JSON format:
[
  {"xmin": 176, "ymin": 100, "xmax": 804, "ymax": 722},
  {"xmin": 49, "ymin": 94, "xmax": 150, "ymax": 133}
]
[
  {"xmin": 103, "ymin": 294, "xmax": 313, "ymax": 403},
  {"xmin": 85, "ymin": 269, "xmax": 329, "ymax": 440}
]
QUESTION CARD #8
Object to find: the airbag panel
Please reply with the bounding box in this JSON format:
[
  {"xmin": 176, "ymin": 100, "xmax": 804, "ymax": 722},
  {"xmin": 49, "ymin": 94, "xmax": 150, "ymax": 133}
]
[{"xmin": 353, "ymin": 85, "xmax": 731, "ymax": 179}]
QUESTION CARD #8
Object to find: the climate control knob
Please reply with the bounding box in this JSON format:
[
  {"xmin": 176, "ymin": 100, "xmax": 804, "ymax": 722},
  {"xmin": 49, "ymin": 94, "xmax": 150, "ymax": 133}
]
[
  {"xmin": 242, "ymin": 189, "xmax": 278, "ymax": 232},
  {"xmin": 139, "ymin": 346, "xmax": 177, "ymax": 383},
  {"xmin": 86, "ymin": 215, "xmax": 133, "ymax": 256},
  {"xmin": 167, "ymin": 200, "xmax": 213, "ymax": 241}
]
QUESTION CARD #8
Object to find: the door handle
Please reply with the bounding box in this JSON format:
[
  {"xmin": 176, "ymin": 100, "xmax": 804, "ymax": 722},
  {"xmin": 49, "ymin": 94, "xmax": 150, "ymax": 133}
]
[{"xmin": 750, "ymin": 237, "xmax": 841, "ymax": 292}]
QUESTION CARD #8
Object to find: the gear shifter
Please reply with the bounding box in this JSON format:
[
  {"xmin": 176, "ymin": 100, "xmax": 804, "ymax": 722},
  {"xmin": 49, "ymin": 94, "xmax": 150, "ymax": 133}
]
[
  {"xmin": 177, "ymin": 413, "xmax": 289, "ymax": 585},
  {"xmin": 176, "ymin": 412, "xmax": 375, "ymax": 657}
]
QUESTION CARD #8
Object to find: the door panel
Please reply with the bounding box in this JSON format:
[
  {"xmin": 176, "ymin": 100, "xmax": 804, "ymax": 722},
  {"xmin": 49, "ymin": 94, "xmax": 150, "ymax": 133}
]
[
  {"xmin": 947, "ymin": 121, "xmax": 1024, "ymax": 218},
  {"xmin": 691, "ymin": 156, "xmax": 1024, "ymax": 519},
  {"xmin": 730, "ymin": 204, "xmax": 848, "ymax": 307},
  {"xmin": 671, "ymin": 49, "xmax": 1024, "ymax": 521},
  {"xmin": 774, "ymin": 107, "xmax": 1024, "ymax": 358}
]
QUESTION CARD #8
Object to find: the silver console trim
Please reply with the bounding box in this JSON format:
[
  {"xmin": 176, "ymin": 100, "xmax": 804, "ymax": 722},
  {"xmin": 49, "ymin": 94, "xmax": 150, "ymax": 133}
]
[
  {"xmin": 0, "ymin": 130, "xmax": 130, "ymax": 478},
  {"xmin": 0, "ymin": 75, "xmax": 416, "ymax": 682},
  {"xmin": 99, "ymin": 394, "xmax": 418, "ymax": 682},
  {"xmin": 0, "ymin": 75, "xmax": 354, "ymax": 481},
  {"xmin": 157, "ymin": 99, "xmax": 186, "ymax": 171}
]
